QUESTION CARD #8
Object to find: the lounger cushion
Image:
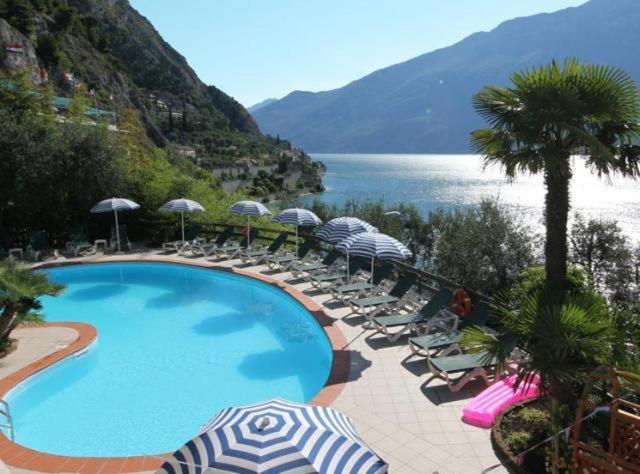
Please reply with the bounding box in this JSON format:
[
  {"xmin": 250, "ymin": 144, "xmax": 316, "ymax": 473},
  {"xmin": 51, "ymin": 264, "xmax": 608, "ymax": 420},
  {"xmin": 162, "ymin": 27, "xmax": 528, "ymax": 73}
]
[
  {"xmin": 269, "ymin": 255, "xmax": 296, "ymax": 264},
  {"xmin": 352, "ymin": 295, "xmax": 398, "ymax": 308},
  {"xmin": 430, "ymin": 353, "xmax": 497, "ymax": 373},
  {"xmin": 292, "ymin": 262, "xmax": 326, "ymax": 272},
  {"xmin": 309, "ymin": 273, "xmax": 344, "ymax": 282},
  {"xmin": 244, "ymin": 249, "xmax": 268, "ymax": 258},
  {"xmin": 410, "ymin": 332, "xmax": 460, "ymax": 350},
  {"xmin": 374, "ymin": 312, "xmax": 426, "ymax": 328},
  {"xmin": 336, "ymin": 282, "xmax": 373, "ymax": 293}
]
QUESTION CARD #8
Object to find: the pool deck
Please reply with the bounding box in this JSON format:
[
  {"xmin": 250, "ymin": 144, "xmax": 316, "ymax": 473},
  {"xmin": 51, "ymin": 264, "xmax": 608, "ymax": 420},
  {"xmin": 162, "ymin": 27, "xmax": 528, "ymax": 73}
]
[{"xmin": 0, "ymin": 252, "xmax": 507, "ymax": 473}]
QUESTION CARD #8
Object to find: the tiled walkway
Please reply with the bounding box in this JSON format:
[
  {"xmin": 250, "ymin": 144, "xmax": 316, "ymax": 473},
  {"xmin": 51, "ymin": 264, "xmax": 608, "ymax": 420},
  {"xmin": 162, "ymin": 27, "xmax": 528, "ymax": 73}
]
[{"xmin": 1, "ymin": 251, "xmax": 507, "ymax": 473}]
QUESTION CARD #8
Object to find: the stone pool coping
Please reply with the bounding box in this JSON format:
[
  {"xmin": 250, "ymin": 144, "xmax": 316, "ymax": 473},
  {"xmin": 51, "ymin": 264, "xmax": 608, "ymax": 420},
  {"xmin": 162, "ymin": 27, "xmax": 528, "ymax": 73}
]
[{"xmin": 0, "ymin": 256, "xmax": 350, "ymax": 473}]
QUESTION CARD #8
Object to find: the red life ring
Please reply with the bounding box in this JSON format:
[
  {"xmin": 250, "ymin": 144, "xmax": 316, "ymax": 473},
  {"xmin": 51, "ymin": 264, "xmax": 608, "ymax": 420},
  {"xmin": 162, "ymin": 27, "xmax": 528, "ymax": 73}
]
[{"xmin": 451, "ymin": 288, "xmax": 472, "ymax": 317}]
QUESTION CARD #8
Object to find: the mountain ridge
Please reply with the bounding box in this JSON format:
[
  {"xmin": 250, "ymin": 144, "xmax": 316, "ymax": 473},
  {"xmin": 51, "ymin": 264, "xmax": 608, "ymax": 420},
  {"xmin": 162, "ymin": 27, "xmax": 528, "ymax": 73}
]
[{"xmin": 252, "ymin": 0, "xmax": 640, "ymax": 153}]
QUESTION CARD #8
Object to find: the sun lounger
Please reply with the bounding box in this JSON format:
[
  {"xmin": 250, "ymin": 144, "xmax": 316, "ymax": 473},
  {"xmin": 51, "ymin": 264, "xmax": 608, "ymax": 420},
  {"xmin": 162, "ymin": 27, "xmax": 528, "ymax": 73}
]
[
  {"xmin": 26, "ymin": 230, "xmax": 50, "ymax": 261},
  {"xmin": 329, "ymin": 262, "xmax": 394, "ymax": 301},
  {"xmin": 290, "ymin": 248, "xmax": 341, "ymax": 278},
  {"xmin": 371, "ymin": 287, "xmax": 453, "ymax": 342},
  {"xmin": 163, "ymin": 224, "xmax": 203, "ymax": 255},
  {"xmin": 308, "ymin": 256, "xmax": 367, "ymax": 289},
  {"xmin": 192, "ymin": 227, "xmax": 234, "ymax": 256},
  {"xmin": 266, "ymin": 239, "xmax": 316, "ymax": 271},
  {"xmin": 66, "ymin": 227, "xmax": 95, "ymax": 256},
  {"xmin": 408, "ymin": 301, "xmax": 491, "ymax": 357},
  {"xmin": 110, "ymin": 225, "xmax": 132, "ymax": 252},
  {"xmin": 240, "ymin": 232, "xmax": 288, "ymax": 264},
  {"xmin": 349, "ymin": 271, "xmax": 419, "ymax": 318},
  {"xmin": 426, "ymin": 338, "xmax": 518, "ymax": 393},
  {"xmin": 216, "ymin": 230, "xmax": 259, "ymax": 259}
]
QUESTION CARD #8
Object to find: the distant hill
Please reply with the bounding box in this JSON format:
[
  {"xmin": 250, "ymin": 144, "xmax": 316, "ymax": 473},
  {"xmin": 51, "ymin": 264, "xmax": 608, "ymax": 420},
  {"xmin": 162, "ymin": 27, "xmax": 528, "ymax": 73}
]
[
  {"xmin": 248, "ymin": 98, "xmax": 277, "ymax": 113},
  {"xmin": 0, "ymin": 0, "xmax": 323, "ymax": 193},
  {"xmin": 252, "ymin": 0, "xmax": 640, "ymax": 153}
]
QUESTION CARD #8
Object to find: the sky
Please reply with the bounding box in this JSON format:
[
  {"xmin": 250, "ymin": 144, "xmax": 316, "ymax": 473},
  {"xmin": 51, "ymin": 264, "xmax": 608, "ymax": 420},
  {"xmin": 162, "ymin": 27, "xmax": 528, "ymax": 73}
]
[{"xmin": 130, "ymin": 0, "xmax": 588, "ymax": 107}]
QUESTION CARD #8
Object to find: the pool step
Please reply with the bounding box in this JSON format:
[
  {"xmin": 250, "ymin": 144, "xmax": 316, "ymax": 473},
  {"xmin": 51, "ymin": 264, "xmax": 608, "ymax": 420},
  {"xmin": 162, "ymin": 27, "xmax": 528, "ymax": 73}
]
[{"xmin": 0, "ymin": 399, "xmax": 14, "ymax": 441}]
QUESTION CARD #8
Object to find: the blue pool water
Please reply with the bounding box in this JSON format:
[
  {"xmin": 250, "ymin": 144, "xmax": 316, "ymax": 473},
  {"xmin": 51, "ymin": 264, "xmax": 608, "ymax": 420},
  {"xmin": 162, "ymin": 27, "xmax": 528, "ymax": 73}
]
[{"xmin": 6, "ymin": 262, "xmax": 333, "ymax": 457}]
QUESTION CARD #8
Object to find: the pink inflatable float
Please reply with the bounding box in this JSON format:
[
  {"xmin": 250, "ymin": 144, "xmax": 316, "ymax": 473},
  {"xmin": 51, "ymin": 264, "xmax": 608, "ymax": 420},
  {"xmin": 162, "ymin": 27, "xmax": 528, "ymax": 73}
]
[{"xmin": 462, "ymin": 374, "xmax": 540, "ymax": 428}]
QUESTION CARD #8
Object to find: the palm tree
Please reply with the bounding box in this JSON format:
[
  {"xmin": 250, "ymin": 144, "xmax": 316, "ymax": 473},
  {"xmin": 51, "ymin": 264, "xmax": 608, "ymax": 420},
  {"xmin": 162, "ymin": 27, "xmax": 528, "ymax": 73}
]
[
  {"xmin": 462, "ymin": 290, "xmax": 614, "ymax": 471},
  {"xmin": 0, "ymin": 260, "xmax": 64, "ymax": 345},
  {"xmin": 471, "ymin": 59, "xmax": 640, "ymax": 297}
]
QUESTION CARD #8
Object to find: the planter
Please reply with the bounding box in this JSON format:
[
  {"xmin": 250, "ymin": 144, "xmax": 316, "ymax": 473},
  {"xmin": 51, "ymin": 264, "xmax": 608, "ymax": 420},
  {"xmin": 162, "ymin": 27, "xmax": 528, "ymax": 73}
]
[{"xmin": 491, "ymin": 398, "xmax": 550, "ymax": 474}]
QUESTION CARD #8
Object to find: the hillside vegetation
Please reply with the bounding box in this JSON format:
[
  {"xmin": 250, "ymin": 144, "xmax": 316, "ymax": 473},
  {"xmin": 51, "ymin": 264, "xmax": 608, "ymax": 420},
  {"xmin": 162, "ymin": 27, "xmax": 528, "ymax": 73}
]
[{"xmin": 0, "ymin": 0, "xmax": 323, "ymax": 195}]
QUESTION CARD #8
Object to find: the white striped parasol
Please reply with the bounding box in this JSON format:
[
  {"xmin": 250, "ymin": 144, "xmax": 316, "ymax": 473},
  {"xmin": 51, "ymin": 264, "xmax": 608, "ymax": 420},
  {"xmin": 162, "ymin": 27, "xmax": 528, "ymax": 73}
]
[
  {"xmin": 229, "ymin": 200, "xmax": 272, "ymax": 249},
  {"xmin": 90, "ymin": 198, "xmax": 140, "ymax": 252},
  {"xmin": 157, "ymin": 398, "xmax": 387, "ymax": 474},
  {"xmin": 159, "ymin": 199, "xmax": 204, "ymax": 242},
  {"xmin": 272, "ymin": 208, "xmax": 322, "ymax": 258}
]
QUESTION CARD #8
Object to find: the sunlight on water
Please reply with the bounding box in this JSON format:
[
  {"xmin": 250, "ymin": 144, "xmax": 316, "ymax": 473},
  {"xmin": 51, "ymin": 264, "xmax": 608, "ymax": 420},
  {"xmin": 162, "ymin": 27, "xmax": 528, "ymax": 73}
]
[{"xmin": 311, "ymin": 154, "xmax": 640, "ymax": 240}]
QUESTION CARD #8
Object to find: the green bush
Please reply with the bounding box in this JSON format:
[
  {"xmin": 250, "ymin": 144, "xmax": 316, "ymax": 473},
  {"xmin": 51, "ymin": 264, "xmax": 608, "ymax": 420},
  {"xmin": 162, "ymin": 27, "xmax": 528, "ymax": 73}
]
[
  {"xmin": 519, "ymin": 407, "xmax": 550, "ymax": 432},
  {"xmin": 504, "ymin": 431, "xmax": 532, "ymax": 452}
]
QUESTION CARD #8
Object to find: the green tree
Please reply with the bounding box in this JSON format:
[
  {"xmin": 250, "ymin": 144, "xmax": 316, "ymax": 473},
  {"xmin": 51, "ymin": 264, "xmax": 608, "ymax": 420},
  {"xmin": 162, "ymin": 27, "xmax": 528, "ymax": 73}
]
[
  {"xmin": 425, "ymin": 199, "xmax": 539, "ymax": 294},
  {"xmin": 0, "ymin": 260, "xmax": 64, "ymax": 347},
  {"xmin": 569, "ymin": 213, "xmax": 636, "ymax": 303},
  {"xmin": 1, "ymin": 0, "xmax": 35, "ymax": 36},
  {"xmin": 472, "ymin": 59, "xmax": 640, "ymax": 298}
]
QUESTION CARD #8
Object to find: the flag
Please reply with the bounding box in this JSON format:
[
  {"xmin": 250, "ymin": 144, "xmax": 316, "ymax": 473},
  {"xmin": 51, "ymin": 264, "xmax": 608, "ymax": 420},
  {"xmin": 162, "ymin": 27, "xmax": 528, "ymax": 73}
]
[{"xmin": 63, "ymin": 72, "xmax": 74, "ymax": 82}]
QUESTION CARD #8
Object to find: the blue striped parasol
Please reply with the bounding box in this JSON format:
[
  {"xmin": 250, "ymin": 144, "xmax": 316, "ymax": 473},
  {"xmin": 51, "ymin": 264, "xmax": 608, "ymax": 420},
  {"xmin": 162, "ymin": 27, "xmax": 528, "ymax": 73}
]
[
  {"xmin": 316, "ymin": 217, "xmax": 378, "ymax": 283},
  {"xmin": 159, "ymin": 199, "xmax": 204, "ymax": 242},
  {"xmin": 272, "ymin": 208, "xmax": 322, "ymax": 258},
  {"xmin": 157, "ymin": 398, "xmax": 387, "ymax": 474},
  {"xmin": 230, "ymin": 200, "xmax": 272, "ymax": 249},
  {"xmin": 315, "ymin": 217, "xmax": 378, "ymax": 243},
  {"xmin": 337, "ymin": 232, "xmax": 412, "ymax": 292},
  {"xmin": 90, "ymin": 198, "xmax": 140, "ymax": 252}
]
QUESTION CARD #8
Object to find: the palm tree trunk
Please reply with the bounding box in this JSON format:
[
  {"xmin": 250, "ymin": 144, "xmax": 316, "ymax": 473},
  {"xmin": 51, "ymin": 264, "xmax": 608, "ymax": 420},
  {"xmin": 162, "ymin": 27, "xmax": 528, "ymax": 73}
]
[
  {"xmin": 0, "ymin": 307, "xmax": 18, "ymax": 344},
  {"xmin": 543, "ymin": 157, "xmax": 572, "ymax": 299}
]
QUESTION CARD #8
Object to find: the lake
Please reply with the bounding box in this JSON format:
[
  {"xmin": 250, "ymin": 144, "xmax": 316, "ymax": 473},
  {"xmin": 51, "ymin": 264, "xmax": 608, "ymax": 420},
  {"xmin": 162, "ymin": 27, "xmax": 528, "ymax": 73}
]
[{"xmin": 309, "ymin": 154, "xmax": 640, "ymax": 241}]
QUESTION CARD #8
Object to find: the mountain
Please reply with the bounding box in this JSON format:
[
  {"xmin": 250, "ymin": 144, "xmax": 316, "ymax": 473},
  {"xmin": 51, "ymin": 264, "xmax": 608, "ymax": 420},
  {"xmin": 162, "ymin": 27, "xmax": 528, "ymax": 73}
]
[
  {"xmin": 252, "ymin": 0, "xmax": 640, "ymax": 153},
  {"xmin": 248, "ymin": 98, "xmax": 277, "ymax": 113},
  {"xmin": 0, "ymin": 0, "xmax": 323, "ymax": 193}
]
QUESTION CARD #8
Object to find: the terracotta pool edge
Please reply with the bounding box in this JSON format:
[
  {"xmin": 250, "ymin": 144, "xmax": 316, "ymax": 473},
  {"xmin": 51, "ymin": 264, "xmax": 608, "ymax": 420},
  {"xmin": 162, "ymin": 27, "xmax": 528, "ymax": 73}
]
[{"xmin": 3, "ymin": 256, "xmax": 349, "ymax": 473}]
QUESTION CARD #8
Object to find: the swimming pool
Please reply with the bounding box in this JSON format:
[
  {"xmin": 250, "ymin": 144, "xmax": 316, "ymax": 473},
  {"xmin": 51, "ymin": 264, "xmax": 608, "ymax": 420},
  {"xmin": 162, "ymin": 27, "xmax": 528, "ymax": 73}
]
[{"xmin": 6, "ymin": 262, "xmax": 333, "ymax": 457}]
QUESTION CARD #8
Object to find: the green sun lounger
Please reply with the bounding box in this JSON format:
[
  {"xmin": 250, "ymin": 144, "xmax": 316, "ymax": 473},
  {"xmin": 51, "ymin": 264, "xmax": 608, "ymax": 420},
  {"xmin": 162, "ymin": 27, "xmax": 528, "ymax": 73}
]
[
  {"xmin": 66, "ymin": 227, "xmax": 95, "ymax": 256},
  {"xmin": 110, "ymin": 225, "xmax": 132, "ymax": 252},
  {"xmin": 193, "ymin": 227, "xmax": 234, "ymax": 256},
  {"xmin": 163, "ymin": 224, "xmax": 203, "ymax": 254},
  {"xmin": 427, "ymin": 337, "xmax": 517, "ymax": 393},
  {"xmin": 371, "ymin": 287, "xmax": 453, "ymax": 342},
  {"xmin": 308, "ymin": 256, "xmax": 367, "ymax": 289},
  {"xmin": 217, "ymin": 230, "xmax": 259, "ymax": 259},
  {"xmin": 328, "ymin": 262, "xmax": 394, "ymax": 301},
  {"xmin": 240, "ymin": 232, "xmax": 288, "ymax": 264},
  {"xmin": 266, "ymin": 239, "xmax": 315, "ymax": 271},
  {"xmin": 27, "ymin": 230, "xmax": 50, "ymax": 260},
  {"xmin": 291, "ymin": 249, "xmax": 341, "ymax": 279},
  {"xmin": 408, "ymin": 301, "xmax": 491, "ymax": 357},
  {"xmin": 349, "ymin": 271, "xmax": 419, "ymax": 318}
]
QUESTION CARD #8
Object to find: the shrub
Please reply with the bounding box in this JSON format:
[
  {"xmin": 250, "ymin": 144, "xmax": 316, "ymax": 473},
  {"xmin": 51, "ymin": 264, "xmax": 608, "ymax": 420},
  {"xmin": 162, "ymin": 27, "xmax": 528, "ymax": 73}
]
[
  {"xmin": 426, "ymin": 199, "xmax": 540, "ymax": 294},
  {"xmin": 519, "ymin": 407, "xmax": 550, "ymax": 432},
  {"xmin": 504, "ymin": 431, "xmax": 532, "ymax": 452}
]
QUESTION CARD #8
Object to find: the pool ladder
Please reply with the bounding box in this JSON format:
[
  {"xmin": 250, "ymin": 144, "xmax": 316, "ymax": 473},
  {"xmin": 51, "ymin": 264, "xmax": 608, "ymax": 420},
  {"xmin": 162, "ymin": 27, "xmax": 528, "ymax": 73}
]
[{"xmin": 0, "ymin": 399, "xmax": 14, "ymax": 441}]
